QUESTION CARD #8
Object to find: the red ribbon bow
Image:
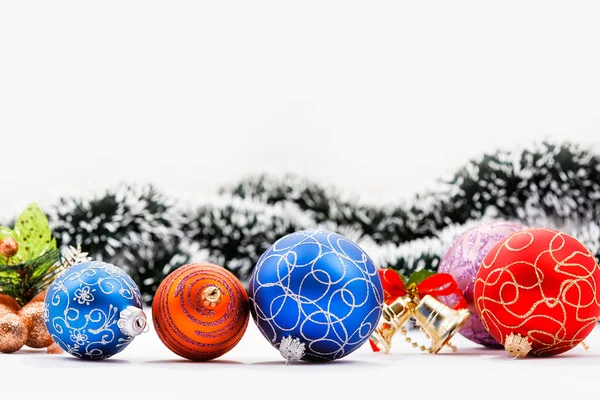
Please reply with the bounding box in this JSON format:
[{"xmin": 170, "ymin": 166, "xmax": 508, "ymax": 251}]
[{"xmin": 379, "ymin": 268, "xmax": 467, "ymax": 309}]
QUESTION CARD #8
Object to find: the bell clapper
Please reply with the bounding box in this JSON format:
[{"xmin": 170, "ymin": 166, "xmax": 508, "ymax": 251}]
[{"xmin": 202, "ymin": 286, "xmax": 221, "ymax": 307}]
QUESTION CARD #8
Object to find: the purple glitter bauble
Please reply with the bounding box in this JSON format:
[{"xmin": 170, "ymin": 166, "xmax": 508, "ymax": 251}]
[{"xmin": 438, "ymin": 220, "xmax": 527, "ymax": 348}]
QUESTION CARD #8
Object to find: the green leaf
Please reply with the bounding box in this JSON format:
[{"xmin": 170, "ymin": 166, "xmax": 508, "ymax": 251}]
[
  {"xmin": 13, "ymin": 203, "xmax": 56, "ymax": 261},
  {"xmin": 0, "ymin": 226, "xmax": 15, "ymax": 240},
  {"xmin": 406, "ymin": 269, "xmax": 435, "ymax": 286}
]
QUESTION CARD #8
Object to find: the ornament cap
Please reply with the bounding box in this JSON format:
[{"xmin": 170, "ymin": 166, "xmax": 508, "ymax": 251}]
[
  {"xmin": 61, "ymin": 245, "xmax": 92, "ymax": 269},
  {"xmin": 117, "ymin": 306, "xmax": 147, "ymax": 338},
  {"xmin": 201, "ymin": 286, "xmax": 221, "ymax": 307},
  {"xmin": 279, "ymin": 336, "xmax": 306, "ymax": 364},
  {"xmin": 504, "ymin": 333, "xmax": 532, "ymax": 358}
]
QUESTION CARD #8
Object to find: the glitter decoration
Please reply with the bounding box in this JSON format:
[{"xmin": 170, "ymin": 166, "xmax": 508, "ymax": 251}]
[
  {"xmin": 249, "ymin": 230, "xmax": 384, "ymax": 362},
  {"xmin": 19, "ymin": 301, "xmax": 53, "ymax": 348},
  {"xmin": 438, "ymin": 220, "xmax": 526, "ymax": 347},
  {"xmin": 152, "ymin": 263, "xmax": 249, "ymax": 361},
  {"xmin": 0, "ymin": 294, "xmax": 20, "ymax": 313},
  {"xmin": 0, "ymin": 313, "xmax": 28, "ymax": 353},
  {"xmin": 475, "ymin": 228, "xmax": 600, "ymax": 357}
]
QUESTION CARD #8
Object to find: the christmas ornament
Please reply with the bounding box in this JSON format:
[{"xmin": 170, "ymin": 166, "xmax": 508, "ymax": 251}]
[
  {"xmin": 370, "ymin": 268, "xmax": 470, "ymax": 354},
  {"xmin": 19, "ymin": 301, "xmax": 53, "ymax": 348},
  {"xmin": 438, "ymin": 220, "xmax": 526, "ymax": 347},
  {"xmin": 30, "ymin": 289, "xmax": 48, "ymax": 303},
  {"xmin": 0, "ymin": 294, "xmax": 20, "ymax": 313},
  {"xmin": 44, "ymin": 261, "xmax": 147, "ymax": 360},
  {"xmin": 474, "ymin": 228, "xmax": 600, "ymax": 357},
  {"xmin": 0, "ymin": 237, "xmax": 18, "ymax": 259},
  {"xmin": 152, "ymin": 263, "xmax": 249, "ymax": 361},
  {"xmin": 0, "ymin": 313, "xmax": 28, "ymax": 353},
  {"xmin": 249, "ymin": 230, "xmax": 384, "ymax": 362}
]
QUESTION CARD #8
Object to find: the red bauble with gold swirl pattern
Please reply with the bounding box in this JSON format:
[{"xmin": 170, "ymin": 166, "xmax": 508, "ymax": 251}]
[
  {"xmin": 474, "ymin": 228, "xmax": 600, "ymax": 357},
  {"xmin": 152, "ymin": 263, "xmax": 249, "ymax": 361}
]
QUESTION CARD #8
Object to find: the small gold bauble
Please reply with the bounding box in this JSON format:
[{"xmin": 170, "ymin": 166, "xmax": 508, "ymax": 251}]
[
  {"xmin": 0, "ymin": 294, "xmax": 20, "ymax": 313},
  {"xmin": 19, "ymin": 302, "xmax": 53, "ymax": 348},
  {"xmin": 46, "ymin": 342, "xmax": 63, "ymax": 354},
  {"xmin": 0, "ymin": 237, "xmax": 19, "ymax": 258},
  {"xmin": 0, "ymin": 313, "xmax": 28, "ymax": 353},
  {"xmin": 0, "ymin": 304, "xmax": 15, "ymax": 317},
  {"xmin": 29, "ymin": 289, "xmax": 48, "ymax": 304}
]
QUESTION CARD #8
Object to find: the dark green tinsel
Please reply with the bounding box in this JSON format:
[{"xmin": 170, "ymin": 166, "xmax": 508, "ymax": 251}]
[{"xmin": 16, "ymin": 141, "xmax": 597, "ymax": 306}]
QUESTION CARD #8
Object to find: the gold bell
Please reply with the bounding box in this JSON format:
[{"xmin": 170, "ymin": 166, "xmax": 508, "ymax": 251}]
[
  {"xmin": 370, "ymin": 295, "xmax": 414, "ymax": 353},
  {"xmin": 413, "ymin": 294, "xmax": 471, "ymax": 354}
]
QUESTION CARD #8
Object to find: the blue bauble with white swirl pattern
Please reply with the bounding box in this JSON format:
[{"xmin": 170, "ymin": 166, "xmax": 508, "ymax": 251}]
[
  {"xmin": 44, "ymin": 261, "xmax": 147, "ymax": 360},
  {"xmin": 249, "ymin": 230, "xmax": 384, "ymax": 362}
]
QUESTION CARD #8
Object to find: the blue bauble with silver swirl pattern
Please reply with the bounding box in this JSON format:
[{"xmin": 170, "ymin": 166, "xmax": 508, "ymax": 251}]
[
  {"xmin": 44, "ymin": 261, "xmax": 147, "ymax": 360},
  {"xmin": 249, "ymin": 230, "xmax": 384, "ymax": 362}
]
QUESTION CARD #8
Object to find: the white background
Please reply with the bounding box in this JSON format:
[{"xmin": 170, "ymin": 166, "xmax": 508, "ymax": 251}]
[
  {"xmin": 2, "ymin": 310, "xmax": 600, "ymax": 400},
  {"xmin": 1, "ymin": 1, "xmax": 600, "ymax": 217}
]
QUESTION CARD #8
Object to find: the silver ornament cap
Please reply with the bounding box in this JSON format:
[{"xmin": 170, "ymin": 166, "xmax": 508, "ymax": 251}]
[
  {"xmin": 279, "ymin": 336, "xmax": 305, "ymax": 364},
  {"xmin": 117, "ymin": 306, "xmax": 147, "ymax": 337}
]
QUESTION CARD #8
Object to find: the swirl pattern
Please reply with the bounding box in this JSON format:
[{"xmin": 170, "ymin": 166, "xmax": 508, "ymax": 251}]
[
  {"xmin": 248, "ymin": 230, "xmax": 383, "ymax": 361},
  {"xmin": 438, "ymin": 220, "xmax": 526, "ymax": 347},
  {"xmin": 43, "ymin": 261, "xmax": 143, "ymax": 360},
  {"xmin": 474, "ymin": 228, "xmax": 600, "ymax": 356},
  {"xmin": 152, "ymin": 263, "xmax": 249, "ymax": 361}
]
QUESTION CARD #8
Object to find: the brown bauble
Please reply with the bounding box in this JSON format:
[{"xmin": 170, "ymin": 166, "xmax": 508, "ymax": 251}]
[
  {"xmin": 46, "ymin": 342, "xmax": 63, "ymax": 354},
  {"xmin": 0, "ymin": 313, "xmax": 28, "ymax": 353},
  {"xmin": 30, "ymin": 289, "xmax": 48, "ymax": 303},
  {"xmin": 0, "ymin": 305, "xmax": 14, "ymax": 320},
  {"xmin": 0, "ymin": 294, "xmax": 20, "ymax": 313},
  {"xmin": 19, "ymin": 302, "xmax": 53, "ymax": 348}
]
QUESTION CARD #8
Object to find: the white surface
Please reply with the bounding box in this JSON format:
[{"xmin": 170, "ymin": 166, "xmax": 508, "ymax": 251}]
[
  {"xmin": 1, "ymin": 1, "xmax": 600, "ymax": 216},
  {"xmin": 2, "ymin": 311, "xmax": 600, "ymax": 399}
]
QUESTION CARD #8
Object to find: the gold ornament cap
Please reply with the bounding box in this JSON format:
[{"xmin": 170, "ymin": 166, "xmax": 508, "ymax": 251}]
[
  {"xmin": 201, "ymin": 286, "xmax": 221, "ymax": 307},
  {"xmin": 505, "ymin": 333, "xmax": 532, "ymax": 358}
]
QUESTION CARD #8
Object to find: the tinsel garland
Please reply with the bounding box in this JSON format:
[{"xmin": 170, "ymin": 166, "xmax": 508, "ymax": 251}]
[{"xmin": 22, "ymin": 141, "xmax": 599, "ymax": 305}]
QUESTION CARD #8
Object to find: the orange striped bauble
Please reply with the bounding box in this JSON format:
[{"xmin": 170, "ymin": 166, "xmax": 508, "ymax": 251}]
[{"xmin": 152, "ymin": 263, "xmax": 249, "ymax": 361}]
